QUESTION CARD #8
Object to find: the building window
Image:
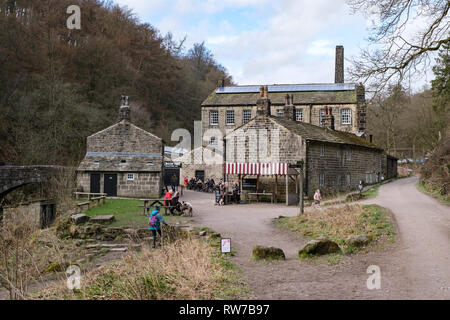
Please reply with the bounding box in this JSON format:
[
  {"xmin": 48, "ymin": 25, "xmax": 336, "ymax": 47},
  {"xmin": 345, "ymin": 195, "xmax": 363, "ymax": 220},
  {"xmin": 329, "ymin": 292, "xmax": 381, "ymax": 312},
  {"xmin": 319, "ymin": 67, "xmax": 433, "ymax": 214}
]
[
  {"xmin": 210, "ymin": 110, "xmax": 219, "ymax": 126},
  {"xmin": 210, "ymin": 137, "xmax": 217, "ymax": 146},
  {"xmin": 319, "ymin": 109, "xmax": 326, "ymax": 124},
  {"xmin": 226, "ymin": 110, "xmax": 235, "ymax": 125},
  {"xmin": 120, "ymin": 160, "xmax": 127, "ymax": 165},
  {"xmin": 277, "ymin": 109, "xmax": 284, "ymax": 117},
  {"xmin": 320, "ymin": 145, "xmax": 325, "ymax": 156},
  {"xmin": 341, "ymin": 109, "xmax": 352, "ymax": 125},
  {"xmin": 345, "ymin": 149, "xmax": 352, "ymax": 161},
  {"xmin": 346, "ymin": 174, "xmax": 351, "ymax": 186},
  {"xmin": 127, "ymin": 173, "xmax": 134, "ymax": 181},
  {"xmin": 243, "ymin": 109, "xmax": 252, "ymax": 124},
  {"xmin": 295, "ymin": 108, "xmax": 303, "ymax": 122},
  {"xmin": 319, "ymin": 173, "xmax": 325, "ymax": 187}
]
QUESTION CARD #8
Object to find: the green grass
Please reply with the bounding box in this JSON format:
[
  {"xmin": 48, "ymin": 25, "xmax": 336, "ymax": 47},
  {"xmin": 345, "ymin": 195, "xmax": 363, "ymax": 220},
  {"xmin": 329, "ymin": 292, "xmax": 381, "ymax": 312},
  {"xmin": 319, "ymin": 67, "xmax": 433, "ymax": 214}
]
[
  {"xmin": 83, "ymin": 199, "xmax": 193, "ymax": 228},
  {"xmin": 417, "ymin": 180, "xmax": 450, "ymax": 206},
  {"xmin": 275, "ymin": 204, "xmax": 395, "ymax": 257}
]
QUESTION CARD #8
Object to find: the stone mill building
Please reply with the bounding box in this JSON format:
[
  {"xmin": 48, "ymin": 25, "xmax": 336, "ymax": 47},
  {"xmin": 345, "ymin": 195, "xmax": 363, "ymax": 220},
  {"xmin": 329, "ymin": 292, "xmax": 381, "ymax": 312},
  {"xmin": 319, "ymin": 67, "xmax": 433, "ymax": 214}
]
[
  {"xmin": 77, "ymin": 99, "xmax": 164, "ymax": 198},
  {"xmin": 180, "ymin": 45, "xmax": 397, "ymax": 201}
]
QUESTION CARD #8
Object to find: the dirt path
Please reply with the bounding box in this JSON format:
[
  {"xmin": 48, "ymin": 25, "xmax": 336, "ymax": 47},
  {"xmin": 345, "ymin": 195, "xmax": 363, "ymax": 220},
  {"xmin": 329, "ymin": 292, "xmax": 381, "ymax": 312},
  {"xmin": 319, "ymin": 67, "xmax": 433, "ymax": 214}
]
[{"xmin": 185, "ymin": 177, "xmax": 450, "ymax": 300}]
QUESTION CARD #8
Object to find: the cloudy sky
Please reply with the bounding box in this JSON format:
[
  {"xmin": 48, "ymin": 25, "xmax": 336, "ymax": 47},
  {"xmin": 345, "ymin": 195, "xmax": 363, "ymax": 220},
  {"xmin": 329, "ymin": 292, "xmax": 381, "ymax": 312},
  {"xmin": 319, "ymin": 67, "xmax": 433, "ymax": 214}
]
[{"xmin": 113, "ymin": 0, "xmax": 434, "ymax": 88}]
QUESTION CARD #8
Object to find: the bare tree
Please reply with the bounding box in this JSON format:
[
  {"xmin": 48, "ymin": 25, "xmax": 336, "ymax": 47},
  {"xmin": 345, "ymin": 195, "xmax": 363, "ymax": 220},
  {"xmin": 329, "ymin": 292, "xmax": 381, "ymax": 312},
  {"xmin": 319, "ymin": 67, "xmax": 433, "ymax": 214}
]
[{"xmin": 347, "ymin": 0, "xmax": 450, "ymax": 94}]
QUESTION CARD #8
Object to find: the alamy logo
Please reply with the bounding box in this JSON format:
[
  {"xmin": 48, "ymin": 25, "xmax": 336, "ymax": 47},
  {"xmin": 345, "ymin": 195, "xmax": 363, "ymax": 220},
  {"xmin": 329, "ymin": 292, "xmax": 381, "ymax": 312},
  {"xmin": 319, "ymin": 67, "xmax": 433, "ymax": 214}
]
[
  {"xmin": 66, "ymin": 5, "xmax": 81, "ymax": 30},
  {"xmin": 366, "ymin": 265, "xmax": 381, "ymax": 290}
]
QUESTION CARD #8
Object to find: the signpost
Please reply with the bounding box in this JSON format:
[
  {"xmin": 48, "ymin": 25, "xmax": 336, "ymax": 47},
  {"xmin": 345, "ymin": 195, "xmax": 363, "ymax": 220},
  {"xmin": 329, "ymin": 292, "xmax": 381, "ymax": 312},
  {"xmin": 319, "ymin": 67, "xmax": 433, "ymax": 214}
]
[{"xmin": 221, "ymin": 238, "xmax": 231, "ymax": 254}]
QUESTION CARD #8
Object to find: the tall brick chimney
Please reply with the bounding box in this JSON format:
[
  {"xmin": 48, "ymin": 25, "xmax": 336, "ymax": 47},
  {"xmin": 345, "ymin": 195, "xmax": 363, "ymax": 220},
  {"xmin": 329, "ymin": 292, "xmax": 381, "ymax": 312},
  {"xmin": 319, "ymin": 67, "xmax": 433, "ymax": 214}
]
[
  {"xmin": 335, "ymin": 45, "xmax": 344, "ymax": 84},
  {"xmin": 256, "ymin": 85, "xmax": 271, "ymax": 116},
  {"xmin": 120, "ymin": 95, "xmax": 131, "ymax": 121}
]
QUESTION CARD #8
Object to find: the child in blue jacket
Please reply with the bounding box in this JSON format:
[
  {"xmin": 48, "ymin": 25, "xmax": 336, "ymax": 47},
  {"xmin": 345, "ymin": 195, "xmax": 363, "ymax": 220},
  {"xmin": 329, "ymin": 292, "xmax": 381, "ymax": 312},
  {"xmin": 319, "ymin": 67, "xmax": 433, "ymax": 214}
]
[{"xmin": 149, "ymin": 206, "xmax": 168, "ymax": 248}]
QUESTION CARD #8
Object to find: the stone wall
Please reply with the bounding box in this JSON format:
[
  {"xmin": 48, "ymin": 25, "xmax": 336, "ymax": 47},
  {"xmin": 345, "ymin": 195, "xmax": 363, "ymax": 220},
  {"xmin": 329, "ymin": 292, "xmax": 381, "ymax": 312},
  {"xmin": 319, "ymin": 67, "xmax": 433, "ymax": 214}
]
[
  {"xmin": 306, "ymin": 142, "xmax": 383, "ymax": 197},
  {"xmin": 77, "ymin": 172, "xmax": 161, "ymax": 198},
  {"xmin": 202, "ymin": 103, "xmax": 360, "ymax": 143},
  {"xmin": 225, "ymin": 115, "xmax": 306, "ymax": 164},
  {"xmin": 87, "ymin": 121, "xmax": 163, "ymax": 154}
]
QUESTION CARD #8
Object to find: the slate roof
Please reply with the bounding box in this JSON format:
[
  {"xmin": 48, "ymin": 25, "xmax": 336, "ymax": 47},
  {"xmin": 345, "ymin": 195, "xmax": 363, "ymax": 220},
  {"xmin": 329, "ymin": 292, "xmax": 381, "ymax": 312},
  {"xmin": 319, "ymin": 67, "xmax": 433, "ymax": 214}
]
[
  {"xmin": 202, "ymin": 83, "xmax": 358, "ymax": 106},
  {"xmin": 271, "ymin": 117, "xmax": 382, "ymax": 150}
]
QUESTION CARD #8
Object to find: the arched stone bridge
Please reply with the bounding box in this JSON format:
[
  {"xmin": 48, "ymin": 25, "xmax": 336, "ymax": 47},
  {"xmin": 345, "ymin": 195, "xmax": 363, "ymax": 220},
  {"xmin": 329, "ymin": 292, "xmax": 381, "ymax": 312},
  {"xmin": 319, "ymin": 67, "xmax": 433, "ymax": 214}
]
[{"xmin": 0, "ymin": 166, "xmax": 69, "ymax": 197}]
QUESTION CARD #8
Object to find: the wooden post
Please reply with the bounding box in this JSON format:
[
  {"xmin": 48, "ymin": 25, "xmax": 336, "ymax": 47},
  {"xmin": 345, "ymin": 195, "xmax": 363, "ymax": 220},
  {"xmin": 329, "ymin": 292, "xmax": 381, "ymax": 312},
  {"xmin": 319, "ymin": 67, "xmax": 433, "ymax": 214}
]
[
  {"xmin": 285, "ymin": 174, "xmax": 289, "ymax": 206},
  {"xmin": 298, "ymin": 170, "xmax": 304, "ymax": 214},
  {"xmin": 274, "ymin": 175, "xmax": 278, "ymax": 204}
]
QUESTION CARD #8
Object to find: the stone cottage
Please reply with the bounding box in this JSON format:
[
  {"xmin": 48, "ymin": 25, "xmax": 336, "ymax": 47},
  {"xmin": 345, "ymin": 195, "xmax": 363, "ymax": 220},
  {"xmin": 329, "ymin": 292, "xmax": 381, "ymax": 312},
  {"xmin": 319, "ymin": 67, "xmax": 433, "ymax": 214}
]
[
  {"xmin": 222, "ymin": 88, "xmax": 385, "ymax": 201},
  {"xmin": 77, "ymin": 99, "xmax": 164, "ymax": 198}
]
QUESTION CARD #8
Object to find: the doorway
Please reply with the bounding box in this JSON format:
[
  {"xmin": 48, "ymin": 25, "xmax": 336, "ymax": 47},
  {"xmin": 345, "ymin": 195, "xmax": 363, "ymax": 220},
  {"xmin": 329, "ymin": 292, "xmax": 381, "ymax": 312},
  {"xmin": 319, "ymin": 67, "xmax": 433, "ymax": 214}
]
[
  {"xmin": 90, "ymin": 173, "xmax": 101, "ymax": 193},
  {"xmin": 104, "ymin": 174, "xmax": 117, "ymax": 197}
]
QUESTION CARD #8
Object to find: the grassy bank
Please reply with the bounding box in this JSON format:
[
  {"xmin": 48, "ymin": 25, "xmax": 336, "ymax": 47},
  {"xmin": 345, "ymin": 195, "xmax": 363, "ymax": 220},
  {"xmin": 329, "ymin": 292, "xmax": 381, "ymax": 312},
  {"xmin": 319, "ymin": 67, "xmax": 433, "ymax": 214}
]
[
  {"xmin": 417, "ymin": 180, "xmax": 450, "ymax": 205},
  {"xmin": 83, "ymin": 199, "xmax": 192, "ymax": 228},
  {"xmin": 35, "ymin": 236, "xmax": 251, "ymax": 300},
  {"xmin": 276, "ymin": 204, "xmax": 395, "ymax": 254}
]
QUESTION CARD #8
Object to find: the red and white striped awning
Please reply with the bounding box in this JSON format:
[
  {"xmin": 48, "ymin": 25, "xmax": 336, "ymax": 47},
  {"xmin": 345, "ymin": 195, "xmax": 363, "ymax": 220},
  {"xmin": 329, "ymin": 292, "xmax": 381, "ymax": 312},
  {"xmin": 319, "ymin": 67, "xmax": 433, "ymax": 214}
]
[{"xmin": 224, "ymin": 163, "xmax": 289, "ymax": 176}]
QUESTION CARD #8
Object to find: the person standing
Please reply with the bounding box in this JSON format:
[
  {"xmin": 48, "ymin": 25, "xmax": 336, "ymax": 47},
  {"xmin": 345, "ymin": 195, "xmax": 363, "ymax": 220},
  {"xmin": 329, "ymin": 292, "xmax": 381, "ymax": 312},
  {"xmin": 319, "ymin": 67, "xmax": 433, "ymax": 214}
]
[
  {"xmin": 232, "ymin": 181, "xmax": 240, "ymax": 203},
  {"xmin": 313, "ymin": 189, "xmax": 322, "ymax": 206},
  {"xmin": 170, "ymin": 174, "xmax": 178, "ymax": 192},
  {"xmin": 164, "ymin": 189, "xmax": 173, "ymax": 206},
  {"xmin": 149, "ymin": 206, "xmax": 168, "ymax": 248}
]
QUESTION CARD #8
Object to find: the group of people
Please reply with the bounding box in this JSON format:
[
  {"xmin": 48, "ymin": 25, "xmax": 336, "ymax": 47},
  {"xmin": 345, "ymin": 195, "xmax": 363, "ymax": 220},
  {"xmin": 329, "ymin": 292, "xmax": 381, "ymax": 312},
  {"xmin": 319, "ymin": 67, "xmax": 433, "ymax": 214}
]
[
  {"xmin": 162, "ymin": 188, "xmax": 193, "ymax": 216},
  {"xmin": 185, "ymin": 177, "xmax": 216, "ymax": 193},
  {"xmin": 215, "ymin": 180, "xmax": 240, "ymax": 205}
]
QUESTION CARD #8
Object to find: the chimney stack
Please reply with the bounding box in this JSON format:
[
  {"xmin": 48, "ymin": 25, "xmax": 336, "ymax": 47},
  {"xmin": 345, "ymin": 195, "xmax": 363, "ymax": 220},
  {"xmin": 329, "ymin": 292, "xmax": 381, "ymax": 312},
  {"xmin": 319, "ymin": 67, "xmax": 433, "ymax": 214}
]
[
  {"xmin": 335, "ymin": 45, "xmax": 344, "ymax": 84},
  {"xmin": 256, "ymin": 85, "xmax": 271, "ymax": 116},
  {"xmin": 119, "ymin": 95, "xmax": 131, "ymax": 121},
  {"xmin": 283, "ymin": 94, "xmax": 294, "ymax": 121},
  {"xmin": 322, "ymin": 106, "xmax": 335, "ymax": 130}
]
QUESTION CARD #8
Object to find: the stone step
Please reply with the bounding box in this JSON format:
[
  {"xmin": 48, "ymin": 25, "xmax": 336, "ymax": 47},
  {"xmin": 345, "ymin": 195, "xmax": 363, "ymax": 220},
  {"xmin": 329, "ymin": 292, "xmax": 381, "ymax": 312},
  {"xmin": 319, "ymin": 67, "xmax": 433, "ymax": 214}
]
[
  {"xmin": 90, "ymin": 215, "xmax": 115, "ymax": 224},
  {"xmin": 110, "ymin": 247, "xmax": 127, "ymax": 252},
  {"xmin": 100, "ymin": 243, "xmax": 127, "ymax": 248}
]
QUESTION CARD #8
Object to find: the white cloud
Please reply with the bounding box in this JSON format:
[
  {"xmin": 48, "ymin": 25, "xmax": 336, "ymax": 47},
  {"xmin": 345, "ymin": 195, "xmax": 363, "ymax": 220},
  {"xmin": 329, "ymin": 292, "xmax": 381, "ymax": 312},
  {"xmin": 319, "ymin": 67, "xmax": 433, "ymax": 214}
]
[{"xmin": 114, "ymin": 0, "xmax": 366, "ymax": 85}]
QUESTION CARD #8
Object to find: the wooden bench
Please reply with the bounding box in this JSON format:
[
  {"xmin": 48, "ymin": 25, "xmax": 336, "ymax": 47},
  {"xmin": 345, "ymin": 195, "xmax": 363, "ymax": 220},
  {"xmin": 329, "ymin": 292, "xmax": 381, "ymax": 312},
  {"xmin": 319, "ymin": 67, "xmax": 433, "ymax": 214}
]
[
  {"xmin": 73, "ymin": 192, "xmax": 107, "ymax": 200},
  {"xmin": 76, "ymin": 201, "xmax": 90, "ymax": 212},
  {"xmin": 247, "ymin": 193, "xmax": 274, "ymax": 204},
  {"xmin": 91, "ymin": 196, "xmax": 106, "ymax": 206}
]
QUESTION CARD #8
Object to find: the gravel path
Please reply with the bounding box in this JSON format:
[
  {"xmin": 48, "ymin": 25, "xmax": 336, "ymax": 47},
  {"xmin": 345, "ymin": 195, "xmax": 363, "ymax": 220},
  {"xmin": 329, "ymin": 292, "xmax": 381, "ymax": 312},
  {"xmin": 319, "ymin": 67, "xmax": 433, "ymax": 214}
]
[{"xmin": 185, "ymin": 177, "xmax": 450, "ymax": 299}]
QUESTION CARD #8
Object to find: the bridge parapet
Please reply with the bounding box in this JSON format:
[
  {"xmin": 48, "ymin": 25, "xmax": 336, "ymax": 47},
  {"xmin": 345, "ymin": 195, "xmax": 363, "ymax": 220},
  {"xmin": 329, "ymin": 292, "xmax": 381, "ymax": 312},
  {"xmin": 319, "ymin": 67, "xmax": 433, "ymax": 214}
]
[{"xmin": 0, "ymin": 166, "xmax": 69, "ymax": 197}]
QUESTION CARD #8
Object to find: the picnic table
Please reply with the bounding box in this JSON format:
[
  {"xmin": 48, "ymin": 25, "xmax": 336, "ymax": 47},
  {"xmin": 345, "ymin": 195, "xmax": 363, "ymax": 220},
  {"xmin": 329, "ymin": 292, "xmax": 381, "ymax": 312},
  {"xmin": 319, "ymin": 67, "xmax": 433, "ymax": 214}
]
[
  {"xmin": 139, "ymin": 198, "xmax": 172, "ymax": 215},
  {"xmin": 247, "ymin": 192, "xmax": 274, "ymax": 204}
]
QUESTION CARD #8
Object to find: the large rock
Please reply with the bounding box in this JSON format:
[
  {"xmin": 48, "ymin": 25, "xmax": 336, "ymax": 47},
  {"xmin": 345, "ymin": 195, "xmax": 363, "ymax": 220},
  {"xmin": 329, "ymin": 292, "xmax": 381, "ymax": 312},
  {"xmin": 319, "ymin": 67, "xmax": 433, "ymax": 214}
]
[
  {"xmin": 298, "ymin": 239, "xmax": 341, "ymax": 257},
  {"xmin": 90, "ymin": 215, "xmax": 115, "ymax": 224},
  {"xmin": 71, "ymin": 214, "xmax": 90, "ymax": 225},
  {"xmin": 252, "ymin": 246, "xmax": 286, "ymax": 261},
  {"xmin": 348, "ymin": 235, "xmax": 370, "ymax": 247}
]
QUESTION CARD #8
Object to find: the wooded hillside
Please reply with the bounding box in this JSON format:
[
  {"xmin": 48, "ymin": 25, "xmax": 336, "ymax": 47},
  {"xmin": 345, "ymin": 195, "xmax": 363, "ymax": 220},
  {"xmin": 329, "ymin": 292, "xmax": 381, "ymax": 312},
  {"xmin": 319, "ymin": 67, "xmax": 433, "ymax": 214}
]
[{"xmin": 0, "ymin": 0, "xmax": 232, "ymax": 165}]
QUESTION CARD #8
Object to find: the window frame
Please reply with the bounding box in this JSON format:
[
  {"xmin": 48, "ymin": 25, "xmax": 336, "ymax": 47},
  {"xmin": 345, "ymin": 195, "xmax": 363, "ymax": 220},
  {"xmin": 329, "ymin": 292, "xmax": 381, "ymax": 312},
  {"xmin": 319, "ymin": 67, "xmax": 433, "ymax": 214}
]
[
  {"xmin": 319, "ymin": 173, "xmax": 325, "ymax": 187},
  {"xmin": 209, "ymin": 110, "xmax": 219, "ymax": 126},
  {"xmin": 295, "ymin": 108, "xmax": 303, "ymax": 122},
  {"xmin": 319, "ymin": 108, "xmax": 326, "ymax": 125},
  {"xmin": 341, "ymin": 108, "xmax": 352, "ymax": 125},
  {"xmin": 277, "ymin": 109, "xmax": 284, "ymax": 117},
  {"xmin": 242, "ymin": 109, "xmax": 252, "ymax": 124},
  {"xmin": 127, "ymin": 173, "xmax": 135, "ymax": 181},
  {"xmin": 226, "ymin": 110, "xmax": 235, "ymax": 126}
]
